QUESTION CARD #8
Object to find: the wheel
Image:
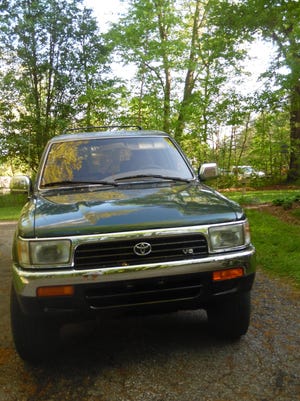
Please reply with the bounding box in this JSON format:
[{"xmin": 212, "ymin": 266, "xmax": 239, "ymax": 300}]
[
  {"xmin": 207, "ymin": 292, "xmax": 251, "ymax": 339},
  {"xmin": 10, "ymin": 285, "xmax": 60, "ymax": 363}
]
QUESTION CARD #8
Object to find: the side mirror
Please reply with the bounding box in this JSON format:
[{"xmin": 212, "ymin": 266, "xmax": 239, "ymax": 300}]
[
  {"xmin": 10, "ymin": 175, "xmax": 32, "ymax": 197},
  {"xmin": 198, "ymin": 163, "xmax": 218, "ymax": 180}
]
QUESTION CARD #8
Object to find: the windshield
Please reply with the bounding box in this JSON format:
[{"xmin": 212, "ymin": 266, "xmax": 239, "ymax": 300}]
[{"xmin": 40, "ymin": 136, "xmax": 194, "ymax": 188}]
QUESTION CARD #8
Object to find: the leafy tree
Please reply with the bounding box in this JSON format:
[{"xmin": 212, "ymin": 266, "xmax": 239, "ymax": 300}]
[
  {"xmin": 0, "ymin": 0, "xmax": 112, "ymax": 170},
  {"xmin": 209, "ymin": 0, "xmax": 300, "ymax": 182},
  {"xmin": 173, "ymin": 0, "xmax": 250, "ymax": 142},
  {"xmin": 108, "ymin": 0, "xmax": 180, "ymax": 132},
  {"xmin": 108, "ymin": 0, "xmax": 249, "ymax": 148},
  {"xmin": 251, "ymin": 110, "xmax": 290, "ymax": 177}
]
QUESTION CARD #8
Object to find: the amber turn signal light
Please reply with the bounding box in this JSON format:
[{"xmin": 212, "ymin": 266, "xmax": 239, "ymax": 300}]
[
  {"xmin": 37, "ymin": 285, "xmax": 74, "ymax": 297},
  {"xmin": 212, "ymin": 267, "xmax": 244, "ymax": 281}
]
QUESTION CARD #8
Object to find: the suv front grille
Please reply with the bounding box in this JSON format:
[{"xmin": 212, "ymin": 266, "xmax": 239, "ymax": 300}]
[{"xmin": 74, "ymin": 234, "xmax": 208, "ymax": 270}]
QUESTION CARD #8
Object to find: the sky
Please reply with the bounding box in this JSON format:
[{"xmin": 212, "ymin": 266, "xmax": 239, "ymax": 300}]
[{"xmin": 83, "ymin": 0, "xmax": 128, "ymax": 32}]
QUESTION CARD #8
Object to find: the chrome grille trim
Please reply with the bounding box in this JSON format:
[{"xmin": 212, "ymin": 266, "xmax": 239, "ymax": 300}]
[{"xmin": 74, "ymin": 234, "xmax": 208, "ymax": 270}]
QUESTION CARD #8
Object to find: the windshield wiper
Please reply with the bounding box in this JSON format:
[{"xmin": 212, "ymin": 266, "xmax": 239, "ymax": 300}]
[
  {"xmin": 115, "ymin": 174, "xmax": 192, "ymax": 183},
  {"xmin": 42, "ymin": 180, "xmax": 118, "ymax": 188}
]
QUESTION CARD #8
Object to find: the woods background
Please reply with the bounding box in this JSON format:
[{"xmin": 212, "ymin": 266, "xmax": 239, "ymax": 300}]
[{"xmin": 0, "ymin": 0, "xmax": 299, "ymax": 184}]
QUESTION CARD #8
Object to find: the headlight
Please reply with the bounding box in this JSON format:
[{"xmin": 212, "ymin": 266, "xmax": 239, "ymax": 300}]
[
  {"xmin": 17, "ymin": 239, "xmax": 71, "ymax": 268},
  {"xmin": 209, "ymin": 221, "xmax": 250, "ymax": 252}
]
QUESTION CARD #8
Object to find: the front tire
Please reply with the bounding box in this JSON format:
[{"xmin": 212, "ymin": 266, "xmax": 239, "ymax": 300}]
[
  {"xmin": 10, "ymin": 285, "xmax": 60, "ymax": 363},
  {"xmin": 207, "ymin": 292, "xmax": 251, "ymax": 339}
]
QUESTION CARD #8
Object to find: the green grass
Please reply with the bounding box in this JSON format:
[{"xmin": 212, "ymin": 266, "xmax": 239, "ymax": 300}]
[
  {"xmin": 0, "ymin": 193, "xmax": 27, "ymax": 220},
  {"xmin": 291, "ymin": 208, "xmax": 300, "ymax": 219},
  {"xmin": 224, "ymin": 188, "xmax": 300, "ymax": 286},
  {"xmin": 0, "ymin": 206, "xmax": 23, "ymax": 220},
  {"xmin": 221, "ymin": 188, "xmax": 300, "ymax": 205},
  {"xmin": 246, "ymin": 209, "xmax": 300, "ymax": 287}
]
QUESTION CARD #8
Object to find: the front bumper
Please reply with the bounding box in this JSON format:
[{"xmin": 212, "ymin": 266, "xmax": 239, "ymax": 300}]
[{"xmin": 12, "ymin": 245, "xmax": 255, "ymax": 318}]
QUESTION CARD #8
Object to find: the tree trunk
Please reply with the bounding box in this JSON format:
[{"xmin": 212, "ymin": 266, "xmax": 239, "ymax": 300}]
[
  {"xmin": 287, "ymin": 83, "xmax": 300, "ymax": 182},
  {"xmin": 175, "ymin": 0, "xmax": 200, "ymax": 141},
  {"xmin": 155, "ymin": 0, "xmax": 171, "ymax": 133},
  {"xmin": 163, "ymin": 68, "xmax": 171, "ymax": 133}
]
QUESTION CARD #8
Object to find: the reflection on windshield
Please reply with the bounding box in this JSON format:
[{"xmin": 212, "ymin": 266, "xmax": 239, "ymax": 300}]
[
  {"xmin": 42, "ymin": 142, "xmax": 84, "ymax": 186},
  {"xmin": 40, "ymin": 137, "xmax": 194, "ymax": 188}
]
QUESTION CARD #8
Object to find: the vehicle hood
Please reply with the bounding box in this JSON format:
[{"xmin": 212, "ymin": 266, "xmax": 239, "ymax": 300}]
[{"xmin": 18, "ymin": 183, "xmax": 244, "ymax": 238}]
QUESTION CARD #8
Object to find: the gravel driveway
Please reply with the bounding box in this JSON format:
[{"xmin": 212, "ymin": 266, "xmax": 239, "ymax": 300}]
[{"xmin": 0, "ymin": 222, "xmax": 299, "ymax": 401}]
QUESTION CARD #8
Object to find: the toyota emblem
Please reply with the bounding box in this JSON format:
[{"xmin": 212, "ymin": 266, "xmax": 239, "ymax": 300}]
[{"xmin": 133, "ymin": 242, "xmax": 152, "ymax": 256}]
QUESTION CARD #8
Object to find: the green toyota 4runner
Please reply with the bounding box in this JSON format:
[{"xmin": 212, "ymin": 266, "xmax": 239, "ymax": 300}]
[{"xmin": 11, "ymin": 128, "xmax": 255, "ymax": 362}]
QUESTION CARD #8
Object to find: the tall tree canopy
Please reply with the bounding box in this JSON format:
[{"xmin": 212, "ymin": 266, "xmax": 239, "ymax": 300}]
[
  {"xmin": 108, "ymin": 0, "xmax": 248, "ymax": 145},
  {"xmin": 0, "ymin": 0, "xmax": 111, "ymax": 170},
  {"xmin": 208, "ymin": 0, "xmax": 300, "ymax": 181},
  {"xmin": 0, "ymin": 0, "xmax": 298, "ymax": 183}
]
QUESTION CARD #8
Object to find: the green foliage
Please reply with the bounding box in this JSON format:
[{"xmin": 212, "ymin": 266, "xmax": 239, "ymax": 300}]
[
  {"xmin": 210, "ymin": 0, "xmax": 300, "ymax": 182},
  {"xmin": 220, "ymin": 108, "xmax": 290, "ymax": 181},
  {"xmin": 107, "ymin": 0, "xmax": 251, "ymax": 141},
  {"xmin": 272, "ymin": 194, "xmax": 300, "ymax": 210},
  {"xmin": 0, "ymin": 0, "xmax": 114, "ymax": 170},
  {"xmin": 224, "ymin": 189, "xmax": 300, "ymax": 206},
  {"xmin": 272, "ymin": 198, "xmax": 286, "ymax": 206},
  {"xmin": 180, "ymin": 135, "xmax": 213, "ymax": 166},
  {"xmin": 0, "ymin": 0, "xmax": 298, "ymax": 184}
]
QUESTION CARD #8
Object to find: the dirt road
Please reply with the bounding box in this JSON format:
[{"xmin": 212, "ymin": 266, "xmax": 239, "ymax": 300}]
[{"xmin": 0, "ymin": 222, "xmax": 299, "ymax": 401}]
